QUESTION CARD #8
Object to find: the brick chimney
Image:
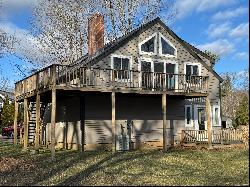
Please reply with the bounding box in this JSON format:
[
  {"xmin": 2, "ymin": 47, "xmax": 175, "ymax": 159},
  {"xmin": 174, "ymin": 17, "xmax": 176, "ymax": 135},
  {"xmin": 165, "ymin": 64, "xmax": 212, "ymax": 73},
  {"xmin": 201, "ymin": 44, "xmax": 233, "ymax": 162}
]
[{"xmin": 88, "ymin": 13, "xmax": 104, "ymax": 56}]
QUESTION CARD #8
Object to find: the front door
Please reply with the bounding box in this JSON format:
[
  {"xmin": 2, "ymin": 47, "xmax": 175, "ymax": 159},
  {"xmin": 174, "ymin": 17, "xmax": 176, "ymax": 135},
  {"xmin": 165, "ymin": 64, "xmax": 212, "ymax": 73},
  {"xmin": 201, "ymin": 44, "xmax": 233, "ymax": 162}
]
[
  {"xmin": 198, "ymin": 108, "xmax": 206, "ymax": 130},
  {"xmin": 194, "ymin": 106, "xmax": 206, "ymax": 130}
]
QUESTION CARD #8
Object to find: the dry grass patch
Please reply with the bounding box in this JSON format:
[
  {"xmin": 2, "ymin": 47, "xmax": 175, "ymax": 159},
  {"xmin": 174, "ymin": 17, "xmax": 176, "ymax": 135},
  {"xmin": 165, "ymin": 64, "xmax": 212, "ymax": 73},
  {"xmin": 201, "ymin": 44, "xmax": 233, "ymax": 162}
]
[{"xmin": 0, "ymin": 142, "xmax": 249, "ymax": 186}]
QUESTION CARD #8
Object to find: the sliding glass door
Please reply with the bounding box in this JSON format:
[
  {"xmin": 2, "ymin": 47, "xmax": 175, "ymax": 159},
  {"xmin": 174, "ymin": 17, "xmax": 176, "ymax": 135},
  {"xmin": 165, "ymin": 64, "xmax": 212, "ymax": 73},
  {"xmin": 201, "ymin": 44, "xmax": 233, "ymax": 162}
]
[{"xmin": 140, "ymin": 60, "xmax": 177, "ymax": 90}]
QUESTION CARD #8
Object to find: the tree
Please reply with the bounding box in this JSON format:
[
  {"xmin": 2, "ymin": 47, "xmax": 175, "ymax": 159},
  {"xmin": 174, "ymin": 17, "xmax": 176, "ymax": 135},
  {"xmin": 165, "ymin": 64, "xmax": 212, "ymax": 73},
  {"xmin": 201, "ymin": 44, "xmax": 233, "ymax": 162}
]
[
  {"xmin": 101, "ymin": 0, "xmax": 176, "ymax": 40},
  {"xmin": 0, "ymin": 96, "xmax": 14, "ymax": 128},
  {"xmin": 220, "ymin": 71, "xmax": 249, "ymax": 127},
  {"xmin": 0, "ymin": 29, "xmax": 17, "ymax": 58},
  {"xmin": 204, "ymin": 50, "xmax": 220, "ymax": 68},
  {"xmin": 235, "ymin": 96, "xmax": 249, "ymax": 127},
  {"xmin": 221, "ymin": 72, "xmax": 237, "ymax": 97},
  {"xmin": 30, "ymin": 0, "xmax": 176, "ymax": 66}
]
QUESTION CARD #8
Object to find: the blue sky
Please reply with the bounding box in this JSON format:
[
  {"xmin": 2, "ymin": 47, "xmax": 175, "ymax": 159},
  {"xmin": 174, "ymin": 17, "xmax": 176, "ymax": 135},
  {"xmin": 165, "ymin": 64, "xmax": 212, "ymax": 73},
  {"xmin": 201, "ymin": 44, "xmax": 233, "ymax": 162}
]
[{"xmin": 0, "ymin": 0, "xmax": 249, "ymax": 89}]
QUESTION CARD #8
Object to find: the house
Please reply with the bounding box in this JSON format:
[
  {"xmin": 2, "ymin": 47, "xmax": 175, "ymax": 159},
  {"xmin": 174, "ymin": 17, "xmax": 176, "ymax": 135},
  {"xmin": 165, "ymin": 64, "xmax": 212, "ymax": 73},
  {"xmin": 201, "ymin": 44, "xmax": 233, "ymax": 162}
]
[
  {"xmin": 14, "ymin": 15, "xmax": 223, "ymax": 152},
  {"xmin": 0, "ymin": 90, "xmax": 14, "ymax": 113},
  {"xmin": 221, "ymin": 115, "xmax": 233, "ymax": 129}
]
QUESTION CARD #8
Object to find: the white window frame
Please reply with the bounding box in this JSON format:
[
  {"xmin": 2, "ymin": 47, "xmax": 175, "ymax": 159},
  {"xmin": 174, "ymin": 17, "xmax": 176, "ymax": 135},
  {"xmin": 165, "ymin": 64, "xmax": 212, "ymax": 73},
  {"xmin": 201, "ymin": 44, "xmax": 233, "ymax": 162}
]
[
  {"xmin": 159, "ymin": 32, "xmax": 177, "ymax": 58},
  {"xmin": 183, "ymin": 62, "xmax": 202, "ymax": 87},
  {"xmin": 183, "ymin": 62, "xmax": 201, "ymax": 76},
  {"xmin": 185, "ymin": 105, "xmax": 193, "ymax": 127},
  {"xmin": 111, "ymin": 54, "xmax": 133, "ymax": 82},
  {"xmin": 194, "ymin": 105, "xmax": 207, "ymax": 130},
  {"xmin": 212, "ymin": 105, "xmax": 221, "ymax": 127},
  {"xmin": 156, "ymin": 59, "xmax": 179, "ymax": 90},
  {"xmin": 138, "ymin": 33, "xmax": 157, "ymax": 55},
  {"xmin": 138, "ymin": 57, "xmax": 154, "ymax": 88}
]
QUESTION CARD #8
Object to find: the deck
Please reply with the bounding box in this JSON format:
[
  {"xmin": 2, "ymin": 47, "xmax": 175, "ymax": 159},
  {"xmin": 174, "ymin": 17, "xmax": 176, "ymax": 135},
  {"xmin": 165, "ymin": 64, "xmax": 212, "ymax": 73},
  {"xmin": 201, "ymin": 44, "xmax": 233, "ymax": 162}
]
[{"xmin": 15, "ymin": 64, "xmax": 209, "ymax": 101}]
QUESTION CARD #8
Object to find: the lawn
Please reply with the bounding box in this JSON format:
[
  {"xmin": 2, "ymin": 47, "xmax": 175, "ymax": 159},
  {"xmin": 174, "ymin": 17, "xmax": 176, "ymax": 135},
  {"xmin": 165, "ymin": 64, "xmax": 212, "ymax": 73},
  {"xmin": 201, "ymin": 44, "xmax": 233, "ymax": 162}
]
[{"xmin": 0, "ymin": 142, "xmax": 249, "ymax": 186}]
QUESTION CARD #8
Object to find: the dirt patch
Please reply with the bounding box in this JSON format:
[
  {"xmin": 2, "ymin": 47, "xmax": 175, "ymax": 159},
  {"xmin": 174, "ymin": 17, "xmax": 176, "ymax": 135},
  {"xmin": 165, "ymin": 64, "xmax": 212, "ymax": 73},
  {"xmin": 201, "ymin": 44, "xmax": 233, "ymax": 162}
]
[{"xmin": 0, "ymin": 157, "xmax": 35, "ymax": 172}]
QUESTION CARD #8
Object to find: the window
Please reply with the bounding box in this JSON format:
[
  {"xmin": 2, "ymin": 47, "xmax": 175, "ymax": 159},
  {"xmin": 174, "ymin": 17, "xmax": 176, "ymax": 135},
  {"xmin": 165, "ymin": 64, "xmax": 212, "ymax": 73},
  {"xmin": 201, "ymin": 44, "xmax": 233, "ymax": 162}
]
[
  {"xmin": 213, "ymin": 105, "xmax": 220, "ymax": 126},
  {"xmin": 112, "ymin": 56, "xmax": 131, "ymax": 80},
  {"xmin": 139, "ymin": 33, "xmax": 157, "ymax": 55},
  {"xmin": 140, "ymin": 60, "xmax": 153, "ymax": 88},
  {"xmin": 186, "ymin": 65, "xmax": 199, "ymax": 76},
  {"xmin": 166, "ymin": 63, "xmax": 176, "ymax": 89},
  {"xmin": 184, "ymin": 63, "xmax": 201, "ymax": 84},
  {"xmin": 159, "ymin": 33, "xmax": 177, "ymax": 57},
  {"xmin": 185, "ymin": 105, "xmax": 193, "ymax": 127},
  {"xmin": 161, "ymin": 38, "xmax": 175, "ymax": 55},
  {"xmin": 141, "ymin": 37, "xmax": 155, "ymax": 53}
]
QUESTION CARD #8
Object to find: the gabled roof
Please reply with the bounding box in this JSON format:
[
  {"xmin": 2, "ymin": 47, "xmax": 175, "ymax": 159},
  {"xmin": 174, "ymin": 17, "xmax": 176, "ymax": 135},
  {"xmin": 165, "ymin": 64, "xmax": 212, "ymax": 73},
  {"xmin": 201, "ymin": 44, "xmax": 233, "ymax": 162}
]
[{"xmin": 73, "ymin": 17, "xmax": 223, "ymax": 82}]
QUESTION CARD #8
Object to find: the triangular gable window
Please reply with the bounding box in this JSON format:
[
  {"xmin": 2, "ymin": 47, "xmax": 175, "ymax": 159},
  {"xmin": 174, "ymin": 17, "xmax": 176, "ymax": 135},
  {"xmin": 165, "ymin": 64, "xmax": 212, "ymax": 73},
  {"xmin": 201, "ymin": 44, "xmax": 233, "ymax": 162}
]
[
  {"xmin": 161, "ymin": 38, "xmax": 175, "ymax": 56},
  {"xmin": 159, "ymin": 33, "xmax": 177, "ymax": 57},
  {"xmin": 139, "ymin": 33, "xmax": 157, "ymax": 55},
  {"xmin": 141, "ymin": 37, "xmax": 155, "ymax": 53}
]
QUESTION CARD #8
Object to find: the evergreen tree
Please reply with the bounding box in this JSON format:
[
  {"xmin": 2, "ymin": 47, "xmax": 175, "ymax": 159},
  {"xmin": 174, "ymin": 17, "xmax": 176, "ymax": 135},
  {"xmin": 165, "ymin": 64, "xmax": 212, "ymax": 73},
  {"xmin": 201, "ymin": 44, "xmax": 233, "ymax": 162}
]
[
  {"xmin": 1, "ymin": 96, "xmax": 14, "ymax": 128},
  {"xmin": 235, "ymin": 96, "xmax": 249, "ymax": 127}
]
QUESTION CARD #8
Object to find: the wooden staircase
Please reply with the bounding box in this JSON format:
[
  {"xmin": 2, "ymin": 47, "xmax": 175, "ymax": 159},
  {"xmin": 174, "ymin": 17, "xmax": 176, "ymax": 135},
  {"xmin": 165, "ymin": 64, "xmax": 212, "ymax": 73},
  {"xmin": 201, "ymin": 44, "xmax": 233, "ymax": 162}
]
[{"xmin": 28, "ymin": 102, "xmax": 47, "ymax": 144}]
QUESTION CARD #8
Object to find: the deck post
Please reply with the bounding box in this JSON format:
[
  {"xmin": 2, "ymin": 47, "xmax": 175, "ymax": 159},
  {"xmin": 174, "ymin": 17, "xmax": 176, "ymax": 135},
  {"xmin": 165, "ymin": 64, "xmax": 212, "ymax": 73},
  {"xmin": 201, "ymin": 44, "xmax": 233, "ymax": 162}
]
[
  {"xmin": 51, "ymin": 89, "xmax": 56, "ymax": 160},
  {"xmin": 206, "ymin": 96, "xmax": 212, "ymax": 149},
  {"xmin": 111, "ymin": 92, "xmax": 116, "ymax": 153},
  {"xmin": 162, "ymin": 93, "xmax": 167, "ymax": 152},
  {"xmin": 51, "ymin": 64, "xmax": 57, "ymax": 161},
  {"xmin": 35, "ymin": 93, "xmax": 40, "ymax": 151},
  {"xmin": 80, "ymin": 95, "xmax": 85, "ymax": 152},
  {"xmin": 13, "ymin": 99, "xmax": 19, "ymax": 146},
  {"xmin": 23, "ymin": 98, "xmax": 29, "ymax": 151}
]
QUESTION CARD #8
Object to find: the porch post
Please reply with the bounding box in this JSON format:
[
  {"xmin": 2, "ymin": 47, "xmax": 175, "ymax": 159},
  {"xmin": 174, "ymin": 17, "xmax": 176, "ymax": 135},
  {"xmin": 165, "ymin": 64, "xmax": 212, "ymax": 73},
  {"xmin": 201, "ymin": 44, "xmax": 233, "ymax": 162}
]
[
  {"xmin": 162, "ymin": 93, "xmax": 167, "ymax": 152},
  {"xmin": 13, "ymin": 99, "xmax": 19, "ymax": 146},
  {"xmin": 111, "ymin": 92, "xmax": 116, "ymax": 153},
  {"xmin": 35, "ymin": 93, "xmax": 40, "ymax": 151},
  {"xmin": 51, "ymin": 89, "xmax": 56, "ymax": 160},
  {"xmin": 14, "ymin": 98, "xmax": 18, "ymax": 146},
  {"xmin": 51, "ymin": 64, "xmax": 56, "ymax": 161},
  {"xmin": 80, "ymin": 95, "xmax": 85, "ymax": 152},
  {"xmin": 206, "ymin": 96, "xmax": 212, "ymax": 149},
  {"xmin": 23, "ymin": 98, "xmax": 29, "ymax": 151}
]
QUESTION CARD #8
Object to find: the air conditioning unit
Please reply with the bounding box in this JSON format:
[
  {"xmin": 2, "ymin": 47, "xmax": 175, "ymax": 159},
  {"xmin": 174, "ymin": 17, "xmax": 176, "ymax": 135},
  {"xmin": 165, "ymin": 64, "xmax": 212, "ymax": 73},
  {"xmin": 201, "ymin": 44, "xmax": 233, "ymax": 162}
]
[{"xmin": 116, "ymin": 134, "xmax": 129, "ymax": 151}]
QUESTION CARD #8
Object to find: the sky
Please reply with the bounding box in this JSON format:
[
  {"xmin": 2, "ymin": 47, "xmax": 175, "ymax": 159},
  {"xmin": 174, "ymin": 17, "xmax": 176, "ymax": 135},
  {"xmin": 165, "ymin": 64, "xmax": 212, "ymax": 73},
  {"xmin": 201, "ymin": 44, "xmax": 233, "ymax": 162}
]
[{"xmin": 0, "ymin": 0, "xmax": 249, "ymax": 90}]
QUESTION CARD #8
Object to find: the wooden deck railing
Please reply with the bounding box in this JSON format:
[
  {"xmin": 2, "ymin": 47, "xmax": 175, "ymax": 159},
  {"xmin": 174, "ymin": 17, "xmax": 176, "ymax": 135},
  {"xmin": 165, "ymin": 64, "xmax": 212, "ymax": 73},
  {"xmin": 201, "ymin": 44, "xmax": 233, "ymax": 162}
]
[
  {"xmin": 15, "ymin": 65, "xmax": 54, "ymax": 97},
  {"xmin": 181, "ymin": 129, "xmax": 244, "ymax": 144},
  {"xmin": 15, "ymin": 64, "xmax": 209, "ymax": 98}
]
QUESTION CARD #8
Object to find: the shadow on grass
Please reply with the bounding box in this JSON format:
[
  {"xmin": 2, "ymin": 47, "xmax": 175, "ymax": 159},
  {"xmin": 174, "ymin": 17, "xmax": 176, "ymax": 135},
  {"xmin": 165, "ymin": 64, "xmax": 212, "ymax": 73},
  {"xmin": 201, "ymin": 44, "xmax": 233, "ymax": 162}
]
[
  {"xmin": 0, "ymin": 142, "xmax": 249, "ymax": 186},
  {"xmin": 0, "ymin": 143, "xmax": 110, "ymax": 186},
  {"xmin": 56, "ymin": 150, "xmax": 159, "ymax": 186}
]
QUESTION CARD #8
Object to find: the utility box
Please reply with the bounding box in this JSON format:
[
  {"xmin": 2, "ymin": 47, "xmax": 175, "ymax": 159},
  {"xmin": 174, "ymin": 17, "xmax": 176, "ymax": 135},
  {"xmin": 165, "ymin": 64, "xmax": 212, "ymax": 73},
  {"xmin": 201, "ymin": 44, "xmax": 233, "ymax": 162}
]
[{"xmin": 116, "ymin": 134, "xmax": 129, "ymax": 151}]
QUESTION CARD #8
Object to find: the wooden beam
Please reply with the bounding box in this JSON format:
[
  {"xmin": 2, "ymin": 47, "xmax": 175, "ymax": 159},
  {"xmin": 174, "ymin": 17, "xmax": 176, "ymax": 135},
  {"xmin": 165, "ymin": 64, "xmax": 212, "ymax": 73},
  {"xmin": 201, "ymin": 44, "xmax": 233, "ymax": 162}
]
[
  {"xmin": 13, "ymin": 99, "xmax": 19, "ymax": 146},
  {"xmin": 51, "ymin": 89, "xmax": 56, "ymax": 160},
  {"xmin": 162, "ymin": 93, "xmax": 167, "ymax": 152},
  {"xmin": 35, "ymin": 93, "xmax": 40, "ymax": 151},
  {"xmin": 111, "ymin": 92, "xmax": 116, "ymax": 153},
  {"xmin": 23, "ymin": 98, "xmax": 28, "ymax": 151},
  {"xmin": 51, "ymin": 65, "xmax": 57, "ymax": 161},
  {"xmin": 206, "ymin": 96, "xmax": 212, "ymax": 149},
  {"xmin": 80, "ymin": 95, "xmax": 85, "ymax": 152}
]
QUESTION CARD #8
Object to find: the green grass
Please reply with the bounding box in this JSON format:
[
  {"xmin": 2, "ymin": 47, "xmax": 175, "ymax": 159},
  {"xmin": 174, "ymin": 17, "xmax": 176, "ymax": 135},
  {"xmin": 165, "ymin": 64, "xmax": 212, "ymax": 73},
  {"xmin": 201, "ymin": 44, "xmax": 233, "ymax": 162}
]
[{"xmin": 0, "ymin": 142, "xmax": 249, "ymax": 186}]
